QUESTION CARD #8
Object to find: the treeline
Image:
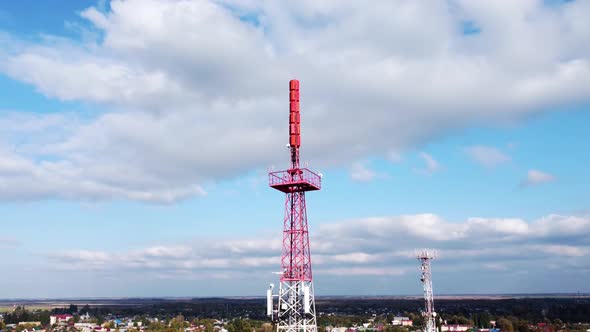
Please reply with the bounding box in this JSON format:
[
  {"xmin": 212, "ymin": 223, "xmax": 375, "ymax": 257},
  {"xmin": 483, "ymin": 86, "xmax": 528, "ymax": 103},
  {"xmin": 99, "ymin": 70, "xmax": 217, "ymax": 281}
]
[
  {"xmin": 2, "ymin": 306, "xmax": 50, "ymax": 325},
  {"xmin": 8, "ymin": 297, "xmax": 585, "ymax": 324},
  {"xmin": 317, "ymin": 312, "xmax": 426, "ymax": 329},
  {"xmin": 143, "ymin": 317, "xmax": 272, "ymax": 332},
  {"xmin": 1, "ymin": 297, "xmax": 589, "ymax": 331},
  {"xmin": 316, "ymin": 310, "xmax": 590, "ymax": 332},
  {"xmin": 430, "ymin": 299, "xmax": 590, "ymax": 324}
]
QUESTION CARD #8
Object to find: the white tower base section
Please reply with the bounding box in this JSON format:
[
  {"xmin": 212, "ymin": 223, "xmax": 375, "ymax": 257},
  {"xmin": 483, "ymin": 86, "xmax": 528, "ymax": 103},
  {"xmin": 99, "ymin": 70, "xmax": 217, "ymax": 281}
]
[
  {"xmin": 416, "ymin": 249, "xmax": 437, "ymax": 332},
  {"xmin": 277, "ymin": 280, "xmax": 317, "ymax": 332},
  {"xmin": 267, "ymin": 287, "xmax": 274, "ymax": 317}
]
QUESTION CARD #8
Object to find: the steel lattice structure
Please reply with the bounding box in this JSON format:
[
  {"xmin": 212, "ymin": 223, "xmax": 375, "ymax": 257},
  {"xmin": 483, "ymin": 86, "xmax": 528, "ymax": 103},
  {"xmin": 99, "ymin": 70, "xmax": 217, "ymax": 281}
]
[
  {"xmin": 417, "ymin": 249, "xmax": 437, "ymax": 332},
  {"xmin": 267, "ymin": 79, "xmax": 321, "ymax": 332}
]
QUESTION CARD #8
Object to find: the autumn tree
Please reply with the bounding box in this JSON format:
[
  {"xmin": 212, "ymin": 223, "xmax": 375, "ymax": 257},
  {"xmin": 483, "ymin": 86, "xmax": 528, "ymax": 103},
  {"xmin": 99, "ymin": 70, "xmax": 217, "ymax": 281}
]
[{"xmin": 497, "ymin": 318, "xmax": 514, "ymax": 332}]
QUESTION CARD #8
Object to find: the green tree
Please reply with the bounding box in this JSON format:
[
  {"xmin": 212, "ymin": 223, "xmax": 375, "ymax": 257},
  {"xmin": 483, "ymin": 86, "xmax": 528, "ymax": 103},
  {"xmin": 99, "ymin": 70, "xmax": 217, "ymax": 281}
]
[
  {"xmin": 205, "ymin": 321, "xmax": 215, "ymax": 332},
  {"xmin": 473, "ymin": 312, "xmax": 491, "ymax": 328},
  {"xmin": 67, "ymin": 305, "xmax": 78, "ymax": 314},
  {"xmin": 385, "ymin": 326, "xmax": 407, "ymax": 332},
  {"xmin": 515, "ymin": 321, "xmax": 529, "ymax": 332},
  {"xmin": 141, "ymin": 316, "xmax": 151, "ymax": 327},
  {"xmin": 480, "ymin": 312, "xmax": 491, "ymax": 328},
  {"xmin": 446, "ymin": 315, "xmax": 471, "ymax": 326},
  {"xmin": 93, "ymin": 315, "xmax": 105, "ymax": 326},
  {"xmin": 410, "ymin": 313, "xmax": 424, "ymax": 328},
  {"xmin": 227, "ymin": 319, "xmax": 252, "ymax": 332},
  {"xmin": 260, "ymin": 323, "xmax": 272, "ymax": 332},
  {"xmin": 170, "ymin": 315, "xmax": 186, "ymax": 330},
  {"xmin": 15, "ymin": 323, "xmax": 37, "ymax": 332},
  {"xmin": 497, "ymin": 318, "xmax": 514, "ymax": 332},
  {"xmin": 147, "ymin": 321, "xmax": 165, "ymax": 331},
  {"xmin": 38, "ymin": 311, "xmax": 50, "ymax": 326}
]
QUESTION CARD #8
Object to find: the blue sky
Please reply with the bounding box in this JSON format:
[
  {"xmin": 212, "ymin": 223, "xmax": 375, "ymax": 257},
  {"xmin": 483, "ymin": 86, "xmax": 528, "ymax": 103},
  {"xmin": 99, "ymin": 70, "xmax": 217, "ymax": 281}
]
[{"xmin": 0, "ymin": 0, "xmax": 589, "ymax": 298}]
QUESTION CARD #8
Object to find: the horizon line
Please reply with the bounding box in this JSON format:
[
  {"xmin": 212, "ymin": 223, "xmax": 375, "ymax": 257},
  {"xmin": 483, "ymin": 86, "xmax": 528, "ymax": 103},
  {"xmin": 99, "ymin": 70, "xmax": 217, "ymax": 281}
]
[{"xmin": 0, "ymin": 292, "xmax": 588, "ymax": 302}]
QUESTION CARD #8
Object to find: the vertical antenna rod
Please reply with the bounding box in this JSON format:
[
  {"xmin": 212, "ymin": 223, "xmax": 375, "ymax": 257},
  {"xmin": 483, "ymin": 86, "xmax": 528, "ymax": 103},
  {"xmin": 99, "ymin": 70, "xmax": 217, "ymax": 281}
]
[{"xmin": 267, "ymin": 80, "xmax": 322, "ymax": 332}]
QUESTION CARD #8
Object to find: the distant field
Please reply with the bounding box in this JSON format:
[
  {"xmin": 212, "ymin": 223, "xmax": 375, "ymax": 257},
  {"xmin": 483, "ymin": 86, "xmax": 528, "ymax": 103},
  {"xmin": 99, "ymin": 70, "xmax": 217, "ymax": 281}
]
[{"xmin": 0, "ymin": 305, "xmax": 56, "ymax": 312}]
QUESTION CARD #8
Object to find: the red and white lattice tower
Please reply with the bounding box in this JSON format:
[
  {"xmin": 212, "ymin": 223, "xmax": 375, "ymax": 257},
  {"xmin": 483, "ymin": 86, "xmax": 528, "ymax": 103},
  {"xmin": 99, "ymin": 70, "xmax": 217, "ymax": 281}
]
[
  {"xmin": 416, "ymin": 249, "xmax": 437, "ymax": 332},
  {"xmin": 267, "ymin": 79, "xmax": 321, "ymax": 332}
]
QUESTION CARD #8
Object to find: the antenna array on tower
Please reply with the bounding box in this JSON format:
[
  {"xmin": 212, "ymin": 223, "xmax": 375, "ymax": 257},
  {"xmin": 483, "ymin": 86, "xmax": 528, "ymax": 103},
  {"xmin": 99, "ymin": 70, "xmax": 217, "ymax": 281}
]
[{"xmin": 417, "ymin": 249, "xmax": 438, "ymax": 332}]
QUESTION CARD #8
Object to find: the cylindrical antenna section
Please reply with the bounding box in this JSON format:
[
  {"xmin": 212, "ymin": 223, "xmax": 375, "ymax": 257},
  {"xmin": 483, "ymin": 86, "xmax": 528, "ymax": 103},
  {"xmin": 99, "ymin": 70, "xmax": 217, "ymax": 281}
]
[
  {"xmin": 289, "ymin": 79, "xmax": 301, "ymax": 148},
  {"xmin": 303, "ymin": 285, "xmax": 310, "ymax": 314},
  {"xmin": 266, "ymin": 288, "xmax": 273, "ymax": 316}
]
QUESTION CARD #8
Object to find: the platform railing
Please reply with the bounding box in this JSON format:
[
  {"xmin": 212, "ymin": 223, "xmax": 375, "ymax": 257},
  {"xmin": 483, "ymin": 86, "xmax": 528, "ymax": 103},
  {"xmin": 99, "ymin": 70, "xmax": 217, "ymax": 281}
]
[{"xmin": 269, "ymin": 168, "xmax": 321, "ymax": 190}]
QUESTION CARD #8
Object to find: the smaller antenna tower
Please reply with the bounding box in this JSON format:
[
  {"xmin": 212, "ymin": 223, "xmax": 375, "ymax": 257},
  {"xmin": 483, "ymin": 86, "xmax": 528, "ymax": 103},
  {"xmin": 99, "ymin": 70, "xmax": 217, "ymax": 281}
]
[{"xmin": 416, "ymin": 249, "xmax": 437, "ymax": 332}]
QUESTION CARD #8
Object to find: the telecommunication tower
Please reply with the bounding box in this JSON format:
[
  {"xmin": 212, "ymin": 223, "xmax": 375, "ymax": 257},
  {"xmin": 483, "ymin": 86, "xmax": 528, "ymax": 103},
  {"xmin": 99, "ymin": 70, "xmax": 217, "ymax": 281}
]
[
  {"xmin": 267, "ymin": 79, "xmax": 321, "ymax": 332},
  {"xmin": 417, "ymin": 249, "xmax": 437, "ymax": 332}
]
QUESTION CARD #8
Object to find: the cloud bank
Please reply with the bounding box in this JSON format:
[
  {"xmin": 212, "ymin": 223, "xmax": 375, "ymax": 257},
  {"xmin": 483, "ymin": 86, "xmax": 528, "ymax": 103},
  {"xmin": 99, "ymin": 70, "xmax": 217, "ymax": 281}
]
[
  {"xmin": 1, "ymin": 0, "xmax": 590, "ymax": 202},
  {"xmin": 44, "ymin": 212, "xmax": 590, "ymax": 294}
]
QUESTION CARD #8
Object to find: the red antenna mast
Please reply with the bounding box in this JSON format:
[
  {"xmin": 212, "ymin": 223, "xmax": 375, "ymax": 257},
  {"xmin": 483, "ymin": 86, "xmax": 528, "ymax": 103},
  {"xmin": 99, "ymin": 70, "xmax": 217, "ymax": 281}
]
[{"xmin": 267, "ymin": 79, "xmax": 321, "ymax": 332}]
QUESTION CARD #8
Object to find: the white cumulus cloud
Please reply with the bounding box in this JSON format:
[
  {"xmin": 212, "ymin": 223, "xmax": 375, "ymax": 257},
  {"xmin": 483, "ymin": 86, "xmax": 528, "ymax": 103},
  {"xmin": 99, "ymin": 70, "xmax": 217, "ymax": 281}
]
[
  {"xmin": 419, "ymin": 152, "xmax": 440, "ymax": 175},
  {"xmin": 0, "ymin": 0, "xmax": 589, "ymax": 202},
  {"xmin": 350, "ymin": 162, "xmax": 378, "ymax": 182},
  {"xmin": 523, "ymin": 169, "xmax": 556, "ymax": 186},
  {"xmin": 465, "ymin": 145, "xmax": 511, "ymax": 168}
]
